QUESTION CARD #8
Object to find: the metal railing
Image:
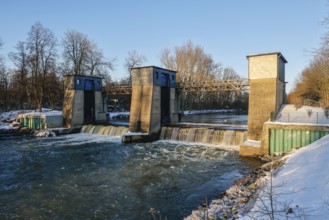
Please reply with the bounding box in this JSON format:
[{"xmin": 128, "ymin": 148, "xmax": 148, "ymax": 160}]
[
  {"xmin": 272, "ymin": 111, "xmax": 329, "ymax": 125},
  {"xmin": 105, "ymin": 85, "xmax": 132, "ymax": 95},
  {"xmin": 177, "ymin": 79, "xmax": 249, "ymax": 92}
]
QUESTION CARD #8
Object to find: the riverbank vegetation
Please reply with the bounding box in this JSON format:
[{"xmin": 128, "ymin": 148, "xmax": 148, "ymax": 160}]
[{"xmin": 287, "ymin": 14, "xmax": 329, "ymax": 109}]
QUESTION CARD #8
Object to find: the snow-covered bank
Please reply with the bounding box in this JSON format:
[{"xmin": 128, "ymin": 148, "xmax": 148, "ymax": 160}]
[
  {"xmin": 274, "ymin": 104, "xmax": 329, "ymax": 125},
  {"xmin": 185, "ymin": 156, "xmax": 284, "ymax": 220},
  {"xmin": 0, "ymin": 109, "xmax": 63, "ymax": 136},
  {"xmin": 0, "ymin": 110, "xmax": 29, "ymax": 130},
  {"xmin": 241, "ymin": 135, "xmax": 329, "ymax": 220},
  {"xmin": 0, "ymin": 109, "xmax": 61, "ymax": 128},
  {"xmin": 108, "ymin": 111, "xmax": 130, "ymax": 121},
  {"xmin": 21, "ymin": 110, "xmax": 62, "ymax": 117},
  {"xmin": 187, "ymin": 134, "xmax": 329, "ymax": 219}
]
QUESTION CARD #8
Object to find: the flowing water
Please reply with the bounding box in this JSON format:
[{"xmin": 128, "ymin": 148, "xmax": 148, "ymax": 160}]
[
  {"xmin": 160, "ymin": 127, "xmax": 247, "ymax": 146},
  {"xmin": 0, "ymin": 133, "xmax": 260, "ymax": 219}
]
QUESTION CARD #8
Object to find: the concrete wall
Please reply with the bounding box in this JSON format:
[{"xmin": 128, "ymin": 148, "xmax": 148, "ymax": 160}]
[
  {"xmin": 262, "ymin": 122, "xmax": 329, "ymax": 155},
  {"xmin": 63, "ymin": 79, "xmax": 77, "ymax": 128},
  {"xmin": 129, "ymin": 84, "xmax": 154, "ymax": 133},
  {"xmin": 71, "ymin": 90, "xmax": 84, "ymax": 127},
  {"xmin": 170, "ymin": 88, "xmax": 179, "ymax": 123},
  {"xmin": 248, "ymin": 54, "xmax": 278, "ymax": 79},
  {"xmin": 150, "ymin": 86, "xmax": 161, "ymax": 134},
  {"xmin": 276, "ymin": 80, "xmax": 285, "ymax": 112},
  {"xmin": 247, "ymin": 78, "xmax": 279, "ymax": 140},
  {"xmin": 44, "ymin": 115, "xmax": 64, "ymax": 128},
  {"xmin": 95, "ymin": 91, "xmax": 106, "ymax": 122}
]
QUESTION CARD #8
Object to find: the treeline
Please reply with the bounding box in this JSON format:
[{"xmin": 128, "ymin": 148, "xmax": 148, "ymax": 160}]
[
  {"xmin": 160, "ymin": 41, "xmax": 248, "ymax": 111},
  {"xmin": 0, "ymin": 22, "xmax": 113, "ymax": 112},
  {"xmin": 287, "ymin": 17, "xmax": 329, "ymax": 109},
  {"xmin": 0, "ymin": 23, "xmax": 248, "ymax": 112}
]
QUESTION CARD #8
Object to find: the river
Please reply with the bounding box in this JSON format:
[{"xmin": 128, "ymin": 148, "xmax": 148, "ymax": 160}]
[{"xmin": 0, "ymin": 132, "xmax": 260, "ymax": 219}]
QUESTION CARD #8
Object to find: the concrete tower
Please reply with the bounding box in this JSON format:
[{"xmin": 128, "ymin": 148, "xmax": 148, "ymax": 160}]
[
  {"xmin": 129, "ymin": 66, "xmax": 178, "ymax": 135},
  {"xmin": 62, "ymin": 75, "xmax": 106, "ymax": 128},
  {"xmin": 247, "ymin": 52, "xmax": 287, "ymax": 140}
]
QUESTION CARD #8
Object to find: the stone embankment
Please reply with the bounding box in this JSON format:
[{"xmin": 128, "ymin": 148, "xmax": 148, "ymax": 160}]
[{"xmin": 185, "ymin": 156, "xmax": 286, "ymax": 220}]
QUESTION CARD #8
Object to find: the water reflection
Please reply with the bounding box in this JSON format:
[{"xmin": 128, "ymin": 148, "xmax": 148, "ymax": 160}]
[{"xmin": 181, "ymin": 113, "xmax": 248, "ymax": 125}]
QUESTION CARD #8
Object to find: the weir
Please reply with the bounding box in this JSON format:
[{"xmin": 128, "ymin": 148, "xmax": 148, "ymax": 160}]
[
  {"xmin": 81, "ymin": 124, "xmax": 129, "ymax": 136},
  {"xmin": 160, "ymin": 126, "xmax": 247, "ymax": 147}
]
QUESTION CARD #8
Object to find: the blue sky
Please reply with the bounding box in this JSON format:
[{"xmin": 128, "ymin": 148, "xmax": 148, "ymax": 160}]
[{"xmin": 0, "ymin": 0, "xmax": 328, "ymax": 92}]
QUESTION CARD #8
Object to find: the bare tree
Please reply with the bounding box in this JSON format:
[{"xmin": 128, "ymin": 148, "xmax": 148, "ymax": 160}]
[
  {"xmin": 62, "ymin": 30, "xmax": 90, "ymax": 75},
  {"xmin": 123, "ymin": 50, "xmax": 147, "ymax": 84},
  {"xmin": 27, "ymin": 22, "xmax": 57, "ymax": 112},
  {"xmin": 0, "ymin": 59, "xmax": 9, "ymax": 111},
  {"xmin": 290, "ymin": 54, "xmax": 329, "ymax": 108},
  {"xmin": 9, "ymin": 41, "xmax": 30, "ymax": 109},
  {"xmin": 0, "ymin": 38, "xmax": 3, "ymax": 65},
  {"xmin": 86, "ymin": 41, "xmax": 114, "ymax": 81},
  {"xmin": 160, "ymin": 41, "xmax": 223, "ymax": 110},
  {"xmin": 160, "ymin": 41, "xmax": 222, "ymax": 82},
  {"xmin": 62, "ymin": 30, "xmax": 114, "ymax": 78},
  {"xmin": 0, "ymin": 40, "xmax": 13, "ymax": 111},
  {"xmin": 289, "ymin": 12, "xmax": 329, "ymax": 109}
]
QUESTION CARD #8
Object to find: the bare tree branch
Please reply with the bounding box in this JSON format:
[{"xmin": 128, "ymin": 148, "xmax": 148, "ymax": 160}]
[{"xmin": 123, "ymin": 50, "xmax": 147, "ymax": 84}]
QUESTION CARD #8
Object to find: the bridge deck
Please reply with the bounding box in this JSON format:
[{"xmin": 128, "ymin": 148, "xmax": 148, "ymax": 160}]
[{"xmin": 106, "ymin": 79, "xmax": 249, "ymax": 94}]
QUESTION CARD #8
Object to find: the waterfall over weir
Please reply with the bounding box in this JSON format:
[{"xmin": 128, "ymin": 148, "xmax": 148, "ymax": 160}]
[
  {"xmin": 160, "ymin": 127, "xmax": 247, "ymax": 146},
  {"xmin": 81, "ymin": 124, "xmax": 129, "ymax": 136}
]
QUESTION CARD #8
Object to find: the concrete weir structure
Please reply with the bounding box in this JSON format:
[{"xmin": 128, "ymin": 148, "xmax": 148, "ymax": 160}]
[
  {"xmin": 62, "ymin": 75, "xmax": 107, "ymax": 128},
  {"xmin": 240, "ymin": 52, "xmax": 287, "ymax": 156},
  {"xmin": 123, "ymin": 66, "xmax": 179, "ymax": 142}
]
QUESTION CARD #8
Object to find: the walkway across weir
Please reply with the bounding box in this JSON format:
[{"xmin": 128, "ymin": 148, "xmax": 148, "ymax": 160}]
[{"xmin": 106, "ymin": 78, "xmax": 249, "ymax": 95}]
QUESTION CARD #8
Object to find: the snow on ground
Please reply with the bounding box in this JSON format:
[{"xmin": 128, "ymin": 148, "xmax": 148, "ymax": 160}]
[
  {"xmin": 0, "ymin": 110, "xmax": 29, "ymax": 130},
  {"xmin": 0, "ymin": 123, "xmax": 14, "ymax": 130},
  {"xmin": 108, "ymin": 111, "xmax": 130, "ymax": 117},
  {"xmin": 241, "ymin": 135, "xmax": 329, "ymax": 219},
  {"xmin": 243, "ymin": 139, "xmax": 261, "ymax": 147},
  {"xmin": 0, "ymin": 110, "xmax": 30, "ymax": 121},
  {"xmin": 274, "ymin": 104, "xmax": 329, "ymax": 125},
  {"xmin": 124, "ymin": 131, "xmax": 149, "ymax": 136},
  {"xmin": 22, "ymin": 110, "xmax": 62, "ymax": 116}
]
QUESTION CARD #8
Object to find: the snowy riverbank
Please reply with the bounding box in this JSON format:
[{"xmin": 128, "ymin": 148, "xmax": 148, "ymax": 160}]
[{"xmin": 186, "ymin": 135, "xmax": 329, "ymax": 219}]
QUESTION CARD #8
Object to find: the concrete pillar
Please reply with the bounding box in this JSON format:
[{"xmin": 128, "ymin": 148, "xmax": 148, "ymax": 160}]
[
  {"xmin": 247, "ymin": 52, "xmax": 287, "ymax": 140},
  {"xmin": 63, "ymin": 75, "xmax": 106, "ymax": 128},
  {"xmin": 129, "ymin": 66, "xmax": 178, "ymax": 134}
]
